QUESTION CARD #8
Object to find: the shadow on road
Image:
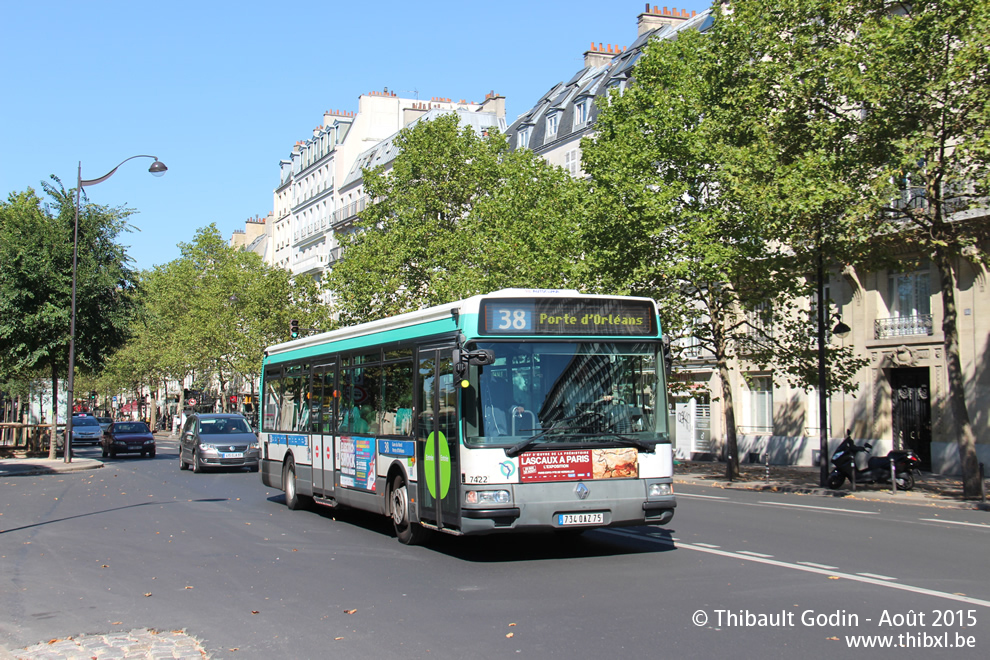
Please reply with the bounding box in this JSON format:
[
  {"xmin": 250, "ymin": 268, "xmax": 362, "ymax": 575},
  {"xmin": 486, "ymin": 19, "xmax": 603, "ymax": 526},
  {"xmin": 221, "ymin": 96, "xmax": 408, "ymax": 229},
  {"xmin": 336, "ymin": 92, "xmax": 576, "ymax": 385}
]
[
  {"xmin": 265, "ymin": 493, "xmax": 676, "ymax": 561},
  {"xmin": 0, "ymin": 498, "xmax": 229, "ymax": 535}
]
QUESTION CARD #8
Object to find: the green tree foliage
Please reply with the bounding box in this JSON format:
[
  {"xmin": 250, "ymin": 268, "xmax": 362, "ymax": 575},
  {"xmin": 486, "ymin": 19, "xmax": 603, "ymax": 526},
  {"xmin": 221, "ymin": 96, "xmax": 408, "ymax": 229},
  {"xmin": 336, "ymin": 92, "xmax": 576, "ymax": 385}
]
[
  {"xmin": 0, "ymin": 182, "xmax": 138, "ymax": 455},
  {"xmin": 855, "ymin": 0, "xmax": 990, "ymax": 496},
  {"xmin": 116, "ymin": 224, "xmax": 329, "ymax": 411},
  {"xmin": 327, "ymin": 113, "xmax": 585, "ymax": 324},
  {"xmin": 582, "ymin": 26, "xmax": 800, "ymax": 479},
  {"xmin": 701, "ymin": 0, "xmax": 876, "ymax": 403},
  {"xmin": 719, "ymin": 0, "xmax": 990, "ymax": 495},
  {"xmin": 0, "ymin": 189, "xmax": 65, "ymax": 381}
]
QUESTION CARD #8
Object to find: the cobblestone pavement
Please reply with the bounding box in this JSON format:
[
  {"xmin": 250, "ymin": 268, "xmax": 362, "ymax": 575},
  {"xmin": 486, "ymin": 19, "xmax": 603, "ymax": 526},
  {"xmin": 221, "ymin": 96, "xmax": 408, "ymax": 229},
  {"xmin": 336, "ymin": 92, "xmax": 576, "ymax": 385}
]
[{"xmin": 1, "ymin": 629, "xmax": 208, "ymax": 660}]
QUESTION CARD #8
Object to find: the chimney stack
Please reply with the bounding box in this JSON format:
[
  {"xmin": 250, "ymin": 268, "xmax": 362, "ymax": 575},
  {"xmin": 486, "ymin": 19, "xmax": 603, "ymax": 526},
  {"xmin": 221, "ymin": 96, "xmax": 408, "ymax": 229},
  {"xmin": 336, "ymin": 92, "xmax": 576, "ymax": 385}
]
[
  {"xmin": 584, "ymin": 42, "xmax": 623, "ymax": 68},
  {"xmin": 638, "ymin": 5, "xmax": 695, "ymax": 36}
]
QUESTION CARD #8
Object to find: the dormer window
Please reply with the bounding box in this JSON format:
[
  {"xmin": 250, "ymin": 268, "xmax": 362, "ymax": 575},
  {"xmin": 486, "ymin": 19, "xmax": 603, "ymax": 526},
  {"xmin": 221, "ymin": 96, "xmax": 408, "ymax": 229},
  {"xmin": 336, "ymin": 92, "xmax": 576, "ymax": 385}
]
[
  {"xmin": 517, "ymin": 126, "xmax": 532, "ymax": 149},
  {"xmin": 574, "ymin": 98, "xmax": 590, "ymax": 127},
  {"xmin": 546, "ymin": 113, "xmax": 560, "ymax": 137}
]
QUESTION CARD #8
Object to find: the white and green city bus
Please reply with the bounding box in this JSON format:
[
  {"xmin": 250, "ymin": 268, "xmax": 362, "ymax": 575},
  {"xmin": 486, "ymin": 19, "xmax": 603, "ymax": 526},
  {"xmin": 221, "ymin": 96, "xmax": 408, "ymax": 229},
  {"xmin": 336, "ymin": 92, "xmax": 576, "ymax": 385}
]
[{"xmin": 260, "ymin": 289, "xmax": 676, "ymax": 544}]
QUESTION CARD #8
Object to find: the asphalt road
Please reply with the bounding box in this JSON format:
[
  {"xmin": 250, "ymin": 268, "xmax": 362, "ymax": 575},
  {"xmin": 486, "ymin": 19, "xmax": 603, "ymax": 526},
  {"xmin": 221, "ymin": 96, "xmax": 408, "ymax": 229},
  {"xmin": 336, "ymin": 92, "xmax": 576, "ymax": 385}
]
[{"xmin": 2, "ymin": 439, "xmax": 987, "ymax": 659}]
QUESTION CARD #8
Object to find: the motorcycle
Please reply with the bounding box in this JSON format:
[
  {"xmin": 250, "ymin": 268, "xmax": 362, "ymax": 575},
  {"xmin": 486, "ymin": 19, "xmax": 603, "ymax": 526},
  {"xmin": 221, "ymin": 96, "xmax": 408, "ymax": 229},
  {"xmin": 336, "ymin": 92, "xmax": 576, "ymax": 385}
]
[{"xmin": 827, "ymin": 433, "xmax": 922, "ymax": 490}]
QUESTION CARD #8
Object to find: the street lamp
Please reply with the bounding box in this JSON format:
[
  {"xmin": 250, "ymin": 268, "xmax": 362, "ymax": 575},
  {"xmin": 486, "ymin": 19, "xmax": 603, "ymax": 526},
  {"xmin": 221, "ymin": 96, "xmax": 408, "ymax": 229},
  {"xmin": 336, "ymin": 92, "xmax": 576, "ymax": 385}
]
[
  {"xmin": 64, "ymin": 155, "xmax": 167, "ymax": 462},
  {"xmin": 816, "ymin": 251, "xmax": 852, "ymax": 485}
]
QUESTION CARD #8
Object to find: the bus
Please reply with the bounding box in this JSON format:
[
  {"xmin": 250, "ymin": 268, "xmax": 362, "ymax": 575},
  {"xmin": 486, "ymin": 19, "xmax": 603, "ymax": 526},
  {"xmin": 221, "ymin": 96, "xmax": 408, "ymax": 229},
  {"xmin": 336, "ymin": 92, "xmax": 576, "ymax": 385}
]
[{"xmin": 260, "ymin": 289, "xmax": 676, "ymax": 544}]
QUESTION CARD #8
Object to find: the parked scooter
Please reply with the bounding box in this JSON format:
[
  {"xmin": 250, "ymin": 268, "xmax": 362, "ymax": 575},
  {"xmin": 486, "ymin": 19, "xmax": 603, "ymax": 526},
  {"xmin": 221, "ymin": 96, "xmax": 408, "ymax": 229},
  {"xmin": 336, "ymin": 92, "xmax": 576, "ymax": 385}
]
[{"xmin": 827, "ymin": 431, "xmax": 922, "ymax": 490}]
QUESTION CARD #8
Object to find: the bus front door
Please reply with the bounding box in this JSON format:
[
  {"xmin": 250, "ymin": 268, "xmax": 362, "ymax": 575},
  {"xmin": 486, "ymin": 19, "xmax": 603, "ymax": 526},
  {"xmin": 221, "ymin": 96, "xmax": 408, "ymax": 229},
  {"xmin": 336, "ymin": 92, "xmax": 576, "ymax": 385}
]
[{"xmin": 416, "ymin": 347, "xmax": 461, "ymax": 532}]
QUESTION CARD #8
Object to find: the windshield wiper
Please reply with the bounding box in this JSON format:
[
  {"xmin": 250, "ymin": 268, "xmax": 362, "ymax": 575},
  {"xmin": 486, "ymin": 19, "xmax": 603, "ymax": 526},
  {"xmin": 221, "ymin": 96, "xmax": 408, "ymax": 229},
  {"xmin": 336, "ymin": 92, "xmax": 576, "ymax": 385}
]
[
  {"xmin": 599, "ymin": 433, "xmax": 657, "ymax": 453},
  {"xmin": 503, "ymin": 411, "xmax": 662, "ymax": 457},
  {"xmin": 503, "ymin": 412, "xmax": 599, "ymax": 458}
]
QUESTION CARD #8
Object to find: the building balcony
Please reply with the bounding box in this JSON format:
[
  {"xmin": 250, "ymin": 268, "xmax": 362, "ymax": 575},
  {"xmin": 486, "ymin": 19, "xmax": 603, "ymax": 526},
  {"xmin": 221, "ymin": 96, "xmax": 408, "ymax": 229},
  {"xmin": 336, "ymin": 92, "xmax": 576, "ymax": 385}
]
[
  {"xmin": 331, "ymin": 197, "xmax": 368, "ymax": 230},
  {"xmin": 874, "ymin": 315, "xmax": 933, "ymax": 339},
  {"xmin": 292, "ymin": 252, "xmax": 324, "ymax": 276}
]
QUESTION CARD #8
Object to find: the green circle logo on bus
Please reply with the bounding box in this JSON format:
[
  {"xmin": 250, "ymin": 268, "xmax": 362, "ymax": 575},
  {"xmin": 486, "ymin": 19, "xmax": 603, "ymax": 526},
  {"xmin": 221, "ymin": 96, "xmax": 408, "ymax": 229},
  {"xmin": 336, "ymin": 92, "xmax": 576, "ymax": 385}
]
[{"xmin": 423, "ymin": 431, "xmax": 451, "ymax": 499}]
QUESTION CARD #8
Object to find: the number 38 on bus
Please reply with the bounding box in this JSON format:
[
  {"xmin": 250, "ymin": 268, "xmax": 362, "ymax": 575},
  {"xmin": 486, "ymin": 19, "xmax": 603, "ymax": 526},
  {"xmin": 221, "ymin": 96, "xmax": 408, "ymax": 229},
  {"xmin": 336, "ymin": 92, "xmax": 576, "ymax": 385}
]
[{"xmin": 259, "ymin": 289, "xmax": 676, "ymax": 544}]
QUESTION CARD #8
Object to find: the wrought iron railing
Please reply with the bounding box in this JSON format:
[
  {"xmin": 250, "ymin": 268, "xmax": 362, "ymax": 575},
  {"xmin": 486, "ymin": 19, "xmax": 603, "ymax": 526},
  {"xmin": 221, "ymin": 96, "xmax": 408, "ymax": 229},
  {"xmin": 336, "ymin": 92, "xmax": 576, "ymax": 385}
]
[
  {"xmin": 874, "ymin": 315, "xmax": 933, "ymax": 339},
  {"xmin": 737, "ymin": 425, "xmax": 773, "ymax": 434}
]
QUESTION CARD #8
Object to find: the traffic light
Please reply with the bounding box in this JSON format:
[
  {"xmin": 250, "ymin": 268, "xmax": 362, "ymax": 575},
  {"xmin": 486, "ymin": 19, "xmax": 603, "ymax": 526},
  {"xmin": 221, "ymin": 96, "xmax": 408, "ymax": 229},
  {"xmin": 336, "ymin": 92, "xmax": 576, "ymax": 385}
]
[{"xmin": 290, "ymin": 319, "xmax": 299, "ymax": 339}]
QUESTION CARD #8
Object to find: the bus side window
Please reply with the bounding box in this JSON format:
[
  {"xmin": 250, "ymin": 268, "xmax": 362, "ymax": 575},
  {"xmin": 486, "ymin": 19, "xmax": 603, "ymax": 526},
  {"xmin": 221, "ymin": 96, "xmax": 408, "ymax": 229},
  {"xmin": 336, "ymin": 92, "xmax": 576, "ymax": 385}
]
[{"xmin": 382, "ymin": 360, "xmax": 414, "ymax": 436}]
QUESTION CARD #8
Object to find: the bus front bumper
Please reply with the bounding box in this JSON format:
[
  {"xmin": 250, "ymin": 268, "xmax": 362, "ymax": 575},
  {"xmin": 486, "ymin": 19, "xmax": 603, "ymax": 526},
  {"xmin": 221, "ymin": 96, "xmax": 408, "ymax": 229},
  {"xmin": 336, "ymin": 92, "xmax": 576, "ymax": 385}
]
[{"xmin": 456, "ymin": 482, "xmax": 676, "ymax": 535}]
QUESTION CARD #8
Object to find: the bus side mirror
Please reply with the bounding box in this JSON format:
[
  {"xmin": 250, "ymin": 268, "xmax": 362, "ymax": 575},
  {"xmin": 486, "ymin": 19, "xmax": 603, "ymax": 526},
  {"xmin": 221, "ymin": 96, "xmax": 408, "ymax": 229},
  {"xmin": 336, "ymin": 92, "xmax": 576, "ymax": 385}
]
[
  {"xmin": 467, "ymin": 350, "xmax": 495, "ymax": 366},
  {"xmin": 453, "ymin": 349, "xmax": 495, "ymax": 378}
]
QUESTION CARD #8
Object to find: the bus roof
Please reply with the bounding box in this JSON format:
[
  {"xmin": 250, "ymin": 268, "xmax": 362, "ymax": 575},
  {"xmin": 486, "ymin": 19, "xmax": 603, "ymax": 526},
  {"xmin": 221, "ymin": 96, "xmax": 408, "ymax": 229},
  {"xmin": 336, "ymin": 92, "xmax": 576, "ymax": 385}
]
[{"xmin": 265, "ymin": 289, "xmax": 659, "ymax": 362}]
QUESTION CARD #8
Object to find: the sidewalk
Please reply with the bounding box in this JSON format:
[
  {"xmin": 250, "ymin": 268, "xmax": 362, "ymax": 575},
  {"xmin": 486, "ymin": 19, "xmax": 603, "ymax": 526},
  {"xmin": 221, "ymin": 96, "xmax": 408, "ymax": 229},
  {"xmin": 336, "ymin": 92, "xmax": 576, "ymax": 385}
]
[
  {"xmin": 674, "ymin": 460, "xmax": 989, "ymax": 510},
  {"xmin": 0, "ymin": 455, "xmax": 103, "ymax": 477},
  {"xmin": 0, "ymin": 433, "xmax": 176, "ymax": 477},
  {"xmin": 0, "ymin": 628, "xmax": 208, "ymax": 660}
]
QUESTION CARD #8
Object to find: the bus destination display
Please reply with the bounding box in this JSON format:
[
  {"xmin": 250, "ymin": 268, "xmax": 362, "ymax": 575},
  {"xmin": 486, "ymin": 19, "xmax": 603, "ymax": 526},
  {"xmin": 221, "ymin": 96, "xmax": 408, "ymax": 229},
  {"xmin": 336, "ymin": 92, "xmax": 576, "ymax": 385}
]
[{"xmin": 480, "ymin": 298, "xmax": 656, "ymax": 336}]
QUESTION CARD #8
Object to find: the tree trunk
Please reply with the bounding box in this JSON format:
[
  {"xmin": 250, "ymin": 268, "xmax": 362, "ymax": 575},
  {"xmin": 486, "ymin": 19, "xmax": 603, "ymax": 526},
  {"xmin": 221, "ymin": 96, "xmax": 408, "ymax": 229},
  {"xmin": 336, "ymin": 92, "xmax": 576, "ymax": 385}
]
[
  {"xmin": 714, "ymin": 324, "xmax": 739, "ymax": 480},
  {"xmin": 932, "ymin": 247, "xmax": 980, "ymax": 497}
]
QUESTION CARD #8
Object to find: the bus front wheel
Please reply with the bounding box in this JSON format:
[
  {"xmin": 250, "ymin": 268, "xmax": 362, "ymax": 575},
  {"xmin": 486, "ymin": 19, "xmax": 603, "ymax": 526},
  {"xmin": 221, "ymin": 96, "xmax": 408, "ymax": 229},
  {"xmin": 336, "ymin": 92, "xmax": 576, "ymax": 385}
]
[
  {"xmin": 284, "ymin": 460, "xmax": 302, "ymax": 510},
  {"xmin": 391, "ymin": 474, "xmax": 425, "ymax": 545}
]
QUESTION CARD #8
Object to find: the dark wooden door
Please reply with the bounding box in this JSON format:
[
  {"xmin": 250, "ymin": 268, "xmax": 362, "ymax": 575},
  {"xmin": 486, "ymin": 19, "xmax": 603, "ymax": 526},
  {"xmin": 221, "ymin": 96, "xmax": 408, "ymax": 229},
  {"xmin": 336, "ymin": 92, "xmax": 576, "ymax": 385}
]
[{"xmin": 890, "ymin": 367, "xmax": 931, "ymax": 470}]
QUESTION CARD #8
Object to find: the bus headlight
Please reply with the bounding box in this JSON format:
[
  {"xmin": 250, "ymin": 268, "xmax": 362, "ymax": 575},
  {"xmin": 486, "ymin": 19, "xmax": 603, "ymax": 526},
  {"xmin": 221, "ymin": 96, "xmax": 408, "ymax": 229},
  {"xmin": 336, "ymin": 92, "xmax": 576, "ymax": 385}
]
[
  {"xmin": 465, "ymin": 490, "xmax": 512, "ymax": 505},
  {"xmin": 649, "ymin": 482, "xmax": 673, "ymax": 497}
]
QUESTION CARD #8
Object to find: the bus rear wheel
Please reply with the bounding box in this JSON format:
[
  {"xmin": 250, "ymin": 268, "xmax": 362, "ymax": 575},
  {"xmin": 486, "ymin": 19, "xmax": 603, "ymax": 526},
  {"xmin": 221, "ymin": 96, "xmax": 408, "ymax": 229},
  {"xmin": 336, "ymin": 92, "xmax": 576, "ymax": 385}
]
[{"xmin": 391, "ymin": 474, "xmax": 425, "ymax": 545}]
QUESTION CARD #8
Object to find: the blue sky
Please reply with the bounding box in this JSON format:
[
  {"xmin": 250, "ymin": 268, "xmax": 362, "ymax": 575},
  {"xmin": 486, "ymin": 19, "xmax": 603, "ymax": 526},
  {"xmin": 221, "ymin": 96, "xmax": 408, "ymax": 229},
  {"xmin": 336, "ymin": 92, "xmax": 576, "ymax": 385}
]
[{"xmin": 1, "ymin": 0, "xmax": 711, "ymax": 272}]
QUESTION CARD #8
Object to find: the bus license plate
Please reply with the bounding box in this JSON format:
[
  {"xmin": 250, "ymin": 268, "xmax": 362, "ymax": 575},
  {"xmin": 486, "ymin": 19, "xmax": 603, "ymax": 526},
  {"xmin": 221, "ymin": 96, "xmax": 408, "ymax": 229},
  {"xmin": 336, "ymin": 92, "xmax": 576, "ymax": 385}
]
[
  {"xmin": 558, "ymin": 512, "xmax": 604, "ymax": 526},
  {"xmin": 220, "ymin": 452, "xmax": 243, "ymax": 459}
]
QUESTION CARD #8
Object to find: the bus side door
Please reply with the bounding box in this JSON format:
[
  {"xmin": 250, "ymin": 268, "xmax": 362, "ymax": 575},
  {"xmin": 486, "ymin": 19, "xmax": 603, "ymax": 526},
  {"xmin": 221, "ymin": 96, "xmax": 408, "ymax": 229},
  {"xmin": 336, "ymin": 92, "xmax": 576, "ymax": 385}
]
[
  {"xmin": 416, "ymin": 346, "xmax": 461, "ymax": 532},
  {"xmin": 313, "ymin": 362, "xmax": 337, "ymax": 496}
]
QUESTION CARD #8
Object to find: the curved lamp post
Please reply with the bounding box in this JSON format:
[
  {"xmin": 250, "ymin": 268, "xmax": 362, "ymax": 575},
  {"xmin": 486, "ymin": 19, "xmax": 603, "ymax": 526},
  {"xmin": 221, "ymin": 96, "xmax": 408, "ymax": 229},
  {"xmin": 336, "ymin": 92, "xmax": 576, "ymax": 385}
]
[
  {"xmin": 64, "ymin": 155, "xmax": 167, "ymax": 462},
  {"xmin": 815, "ymin": 261, "xmax": 852, "ymax": 485}
]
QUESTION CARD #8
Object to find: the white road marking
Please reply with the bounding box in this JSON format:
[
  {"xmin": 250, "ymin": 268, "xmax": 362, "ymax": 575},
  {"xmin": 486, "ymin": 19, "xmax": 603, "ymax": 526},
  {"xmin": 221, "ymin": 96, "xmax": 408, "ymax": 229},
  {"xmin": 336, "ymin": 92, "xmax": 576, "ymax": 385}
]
[
  {"xmin": 693, "ymin": 542, "xmax": 721, "ymax": 548},
  {"xmin": 798, "ymin": 561, "xmax": 839, "ymax": 570},
  {"xmin": 679, "ymin": 492, "xmax": 988, "ymax": 530},
  {"xmin": 919, "ymin": 518, "xmax": 990, "ymax": 529},
  {"xmin": 757, "ymin": 501, "xmax": 879, "ymax": 515},
  {"xmin": 737, "ymin": 551, "xmax": 774, "ymax": 558},
  {"xmin": 857, "ymin": 572, "xmax": 897, "ymax": 581},
  {"xmin": 607, "ymin": 530, "xmax": 990, "ymax": 609}
]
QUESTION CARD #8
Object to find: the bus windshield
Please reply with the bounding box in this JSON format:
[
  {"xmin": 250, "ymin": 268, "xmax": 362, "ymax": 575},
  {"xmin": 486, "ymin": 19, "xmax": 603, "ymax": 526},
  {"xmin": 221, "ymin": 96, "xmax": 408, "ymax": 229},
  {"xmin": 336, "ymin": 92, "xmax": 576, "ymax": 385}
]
[{"xmin": 464, "ymin": 341, "xmax": 668, "ymax": 451}]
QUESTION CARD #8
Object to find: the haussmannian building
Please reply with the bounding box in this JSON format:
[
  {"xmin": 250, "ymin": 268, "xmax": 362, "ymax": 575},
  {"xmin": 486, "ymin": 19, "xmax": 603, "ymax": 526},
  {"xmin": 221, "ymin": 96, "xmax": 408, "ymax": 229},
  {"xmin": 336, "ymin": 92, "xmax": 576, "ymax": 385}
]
[{"xmin": 269, "ymin": 90, "xmax": 506, "ymax": 286}]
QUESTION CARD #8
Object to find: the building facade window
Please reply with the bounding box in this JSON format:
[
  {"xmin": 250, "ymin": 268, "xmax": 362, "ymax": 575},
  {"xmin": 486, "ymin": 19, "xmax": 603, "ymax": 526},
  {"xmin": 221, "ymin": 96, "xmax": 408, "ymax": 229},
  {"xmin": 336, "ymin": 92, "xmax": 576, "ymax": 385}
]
[
  {"xmin": 564, "ymin": 149, "xmax": 580, "ymax": 177},
  {"xmin": 574, "ymin": 99, "xmax": 589, "ymax": 127},
  {"xmin": 875, "ymin": 268, "xmax": 933, "ymax": 338},
  {"xmin": 744, "ymin": 375, "xmax": 773, "ymax": 434},
  {"xmin": 889, "ymin": 269, "xmax": 930, "ymax": 318},
  {"xmin": 546, "ymin": 113, "xmax": 559, "ymax": 137},
  {"xmin": 517, "ymin": 126, "xmax": 532, "ymax": 149}
]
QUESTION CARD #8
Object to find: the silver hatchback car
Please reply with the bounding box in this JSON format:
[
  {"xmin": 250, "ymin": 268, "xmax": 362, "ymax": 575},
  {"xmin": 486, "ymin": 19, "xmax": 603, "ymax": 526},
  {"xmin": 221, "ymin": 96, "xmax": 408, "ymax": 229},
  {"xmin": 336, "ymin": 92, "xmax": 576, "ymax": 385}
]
[
  {"xmin": 68, "ymin": 415, "xmax": 103, "ymax": 445},
  {"xmin": 178, "ymin": 413, "xmax": 261, "ymax": 473}
]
